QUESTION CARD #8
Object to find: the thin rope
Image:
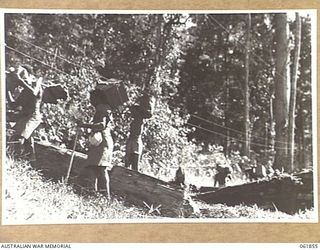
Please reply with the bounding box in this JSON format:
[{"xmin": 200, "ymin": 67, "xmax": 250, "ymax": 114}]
[
  {"xmin": 6, "ymin": 41, "xmax": 290, "ymax": 150},
  {"xmin": 6, "ymin": 44, "xmax": 70, "ymax": 76},
  {"xmin": 168, "ymin": 104, "xmax": 289, "ymax": 145},
  {"xmin": 8, "ymin": 31, "xmax": 289, "ymax": 145},
  {"xmin": 186, "ymin": 122, "xmax": 290, "ymax": 150},
  {"xmin": 9, "ymin": 34, "xmax": 112, "ymax": 83},
  {"xmin": 190, "ymin": 113, "xmax": 288, "ymax": 145}
]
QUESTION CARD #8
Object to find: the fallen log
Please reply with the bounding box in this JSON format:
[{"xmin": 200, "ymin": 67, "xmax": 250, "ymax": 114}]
[
  {"xmin": 109, "ymin": 166, "xmax": 189, "ymax": 217},
  {"xmin": 193, "ymin": 172, "xmax": 314, "ymax": 214},
  {"xmin": 293, "ymin": 171, "xmax": 314, "ymax": 210},
  {"xmin": 32, "ymin": 142, "xmax": 191, "ymax": 217}
]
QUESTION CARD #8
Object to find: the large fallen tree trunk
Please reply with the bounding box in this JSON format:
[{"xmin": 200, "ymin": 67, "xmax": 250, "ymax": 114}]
[
  {"xmin": 193, "ymin": 172, "xmax": 313, "ymax": 214},
  {"xmin": 32, "ymin": 142, "xmax": 191, "ymax": 217}
]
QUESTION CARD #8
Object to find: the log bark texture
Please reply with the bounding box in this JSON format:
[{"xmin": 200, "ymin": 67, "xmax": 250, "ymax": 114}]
[
  {"xmin": 32, "ymin": 142, "xmax": 191, "ymax": 217},
  {"xmin": 193, "ymin": 172, "xmax": 313, "ymax": 214}
]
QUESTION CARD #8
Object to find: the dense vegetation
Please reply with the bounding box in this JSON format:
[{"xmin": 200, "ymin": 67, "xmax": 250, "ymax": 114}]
[{"xmin": 5, "ymin": 12, "xmax": 313, "ymax": 185}]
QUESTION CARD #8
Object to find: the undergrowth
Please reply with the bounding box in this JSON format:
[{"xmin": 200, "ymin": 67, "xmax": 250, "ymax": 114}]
[
  {"xmin": 4, "ymin": 155, "xmax": 153, "ymax": 223},
  {"xmin": 3, "ymin": 154, "xmax": 316, "ymax": 224},
  {"xmin": 191, "ymin": 201, "xmax": 315, "ymax": 220}
]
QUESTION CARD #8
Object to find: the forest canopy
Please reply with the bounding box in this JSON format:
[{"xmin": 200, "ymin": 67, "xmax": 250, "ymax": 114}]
[{"xmin": 5, "ymin": 12, "xmax": 314, "ymax": 182}]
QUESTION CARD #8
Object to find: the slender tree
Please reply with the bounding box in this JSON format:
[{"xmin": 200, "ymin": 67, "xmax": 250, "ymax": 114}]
[
  {"xmin": 295, "ymin": 16, "xmax": 312, "ymax": 170},
  {"xmin": 273, "ymin": 13, "xmax": 290, "ymax": 171},
  {"xmin": 244, "ymin": 13, "xmax": 251, "ymax": 156},
  {"xmin": 288, "ymin": 13, "xmax": 302, "ymax": 172}
]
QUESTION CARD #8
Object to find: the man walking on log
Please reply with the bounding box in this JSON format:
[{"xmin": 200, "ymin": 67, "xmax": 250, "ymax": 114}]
[
  {"xmin": 77, "ymin": 88, "xmax": 114, "ymax": 199},
  {"xmin": 214, "ymin": 164, "xmax": 232, "ymax": 187},
  {"xmin": 125, "ymin": 105, "xmax": 145, "ymax": 171},
  {"xmin": 9, "ymin": 65, "xmax": 44, "ymax": 161},
  {"xmin": 125, "ymin": 93, "xmax": 155, "ymax": 171}
]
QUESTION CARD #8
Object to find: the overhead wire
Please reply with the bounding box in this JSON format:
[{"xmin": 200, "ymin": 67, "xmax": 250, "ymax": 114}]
[
  {"xmin": 185, "ymin": 122, "xmax": 290, "ymax": 149},
  {"xmin": 189, "ymin": 112, "xmax": 288, "ymax": 145},
  {"xmin": 11, "ymin": 35, "xmax": 290, "ymax": 145},
  {"xmin": 168, "ymin": 103, "xmax": 289, "ymax": 146},
  {"xmin": 9, "ymin": 33, "xmax": 277, "ymax": 145},
  {"xmin": 8, "ymin": 33, "xmax": 112, "ymax": 83},
  {"xmin": 202, "ymin": 14, "xmax": 292, "ymax": 145},
  {"xmin": 9, "ymin": 34, "xmax": 80, "ymax": 69},
  {"xmin": 6, "ymin": 33, "xmax": 291, "ymax": 150},
  {"xmin": 5, "ymin": 44, "xmax": 69, "ymax": 76}
]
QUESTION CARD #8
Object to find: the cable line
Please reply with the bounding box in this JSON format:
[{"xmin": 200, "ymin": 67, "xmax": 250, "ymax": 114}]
[
  {"xmin": 9, "ymin": 34, "xmax": 80, "ymax": 69},
  {"xmin": 186, "ymin": 122, "xmax": 290, "ymax": 150},
  {"xmin": 6, "ymin": 37, "xmax": 291, "ymax": 150},
  {"xmin": 168, "ymin": 104, "xmax": 289, "ymax": 145},
  {"xmin": 5, "ymin": 45, "xmax": 71, "ymax": 77},
  {"xmin": 8, "ymin": 33, "xmax": 112, "ymax": 83},
  {"xmin": 8, "ymin": 28, "xmax": 288, "ymax": 145}
]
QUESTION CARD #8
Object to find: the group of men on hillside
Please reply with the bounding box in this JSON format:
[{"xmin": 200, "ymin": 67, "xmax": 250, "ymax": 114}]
[
  {"xmin": 5, "ymin": 64, "xmax": 155, "ymax": 198},
  {"xmin": 6, "ymin": 64, "xmax": 276, "ymax": 199}
]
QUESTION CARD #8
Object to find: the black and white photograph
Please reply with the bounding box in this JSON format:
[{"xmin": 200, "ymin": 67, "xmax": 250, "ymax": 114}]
[{"xmin": 1, "ymin": 9, "xmax": 317, "ymax": 225}]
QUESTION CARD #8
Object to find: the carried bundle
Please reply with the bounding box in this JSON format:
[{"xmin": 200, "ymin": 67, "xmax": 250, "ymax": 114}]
[
  {"xmin": 42, "ymin": 85, "xmax": 69, "ymax": 104},
  {"xmin": 95, "ymin": 78, "xmax": 129, "ymax": 109}
]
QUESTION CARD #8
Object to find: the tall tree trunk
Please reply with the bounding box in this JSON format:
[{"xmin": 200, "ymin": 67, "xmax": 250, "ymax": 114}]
[
  {"xmin": 244, "ymin": 13, "xmax": 251, "ymax": 156},
  {"xmin": 146, "ymin": 14, "xmax": 176, "ymax": 93},
  {"xmin": 145, "ymin": 14, "xmax": 164, "ymax": 93},
  {"xmin": 273, "ymin": 13, "xmax": 290, "ymax": 171},
  {"xmin": 224, "ymin": 76, "xmax": 231, "ymax": 156},
  {"xmin": 224, "ymin": 44, "xmax": 231, "ymax": 156},
  {"xmin": 288, "ymin": 13, "xmax": 302, "ymax": 172},
  {"xmin": 297, "ymin": 107, "xmax": 305, "ymax": 170},
  {"xmin": 269, "ymin": 96, "xmax": 275, "ymax": 153}
]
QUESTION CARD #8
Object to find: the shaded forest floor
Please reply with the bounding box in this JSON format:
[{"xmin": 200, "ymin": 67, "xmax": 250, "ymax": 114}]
[{"xmin": 3, "ymin": 155, "xmax": 315, "ymax": 224}]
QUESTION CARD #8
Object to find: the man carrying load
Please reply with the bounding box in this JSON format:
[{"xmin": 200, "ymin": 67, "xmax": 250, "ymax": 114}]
[{"xmin": 125, "ymin": 93, "xmax": 155, "ymax": 171}]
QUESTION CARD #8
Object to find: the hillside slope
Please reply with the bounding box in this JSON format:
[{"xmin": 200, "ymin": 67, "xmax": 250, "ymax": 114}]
[
  {"xmin": 3, "ymin": 154, "xmax": 315, "ymax": 224},
  {"xmin": 3, "ymin": 155, "xmax": 153, "ymax": 224}
]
